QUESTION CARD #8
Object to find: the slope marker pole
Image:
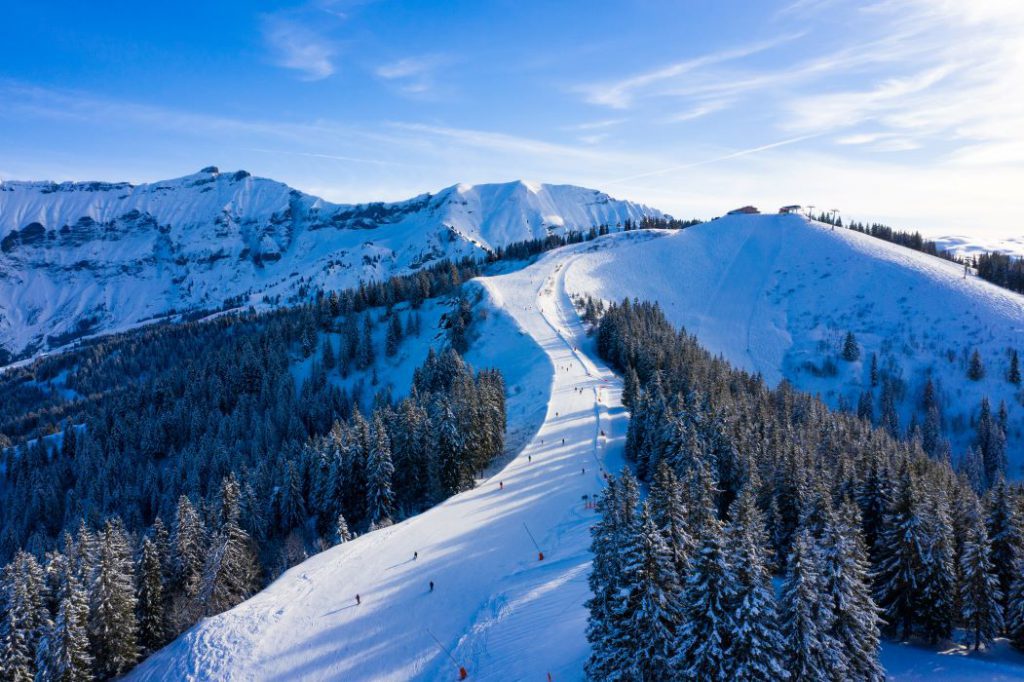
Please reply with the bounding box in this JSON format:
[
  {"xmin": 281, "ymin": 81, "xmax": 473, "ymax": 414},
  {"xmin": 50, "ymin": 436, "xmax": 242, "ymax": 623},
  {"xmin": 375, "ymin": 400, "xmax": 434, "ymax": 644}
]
[
  {"xmin": 426, "ymin": 629, "xmax": 468, "ymax": 679},
  {"xmin": 523, "ymin": 522, "xmax": 544, "ymax": 560}
]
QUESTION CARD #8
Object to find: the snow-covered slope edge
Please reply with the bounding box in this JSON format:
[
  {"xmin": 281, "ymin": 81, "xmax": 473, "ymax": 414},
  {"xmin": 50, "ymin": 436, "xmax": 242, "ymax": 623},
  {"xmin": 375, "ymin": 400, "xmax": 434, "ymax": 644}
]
[
  {"xmin": 564, "ymin": 213, "xmax": 1024, "ymax": 472},
  {"xmin": 0, "ymin": 169, "xmax": 662, "ymax": 362}
]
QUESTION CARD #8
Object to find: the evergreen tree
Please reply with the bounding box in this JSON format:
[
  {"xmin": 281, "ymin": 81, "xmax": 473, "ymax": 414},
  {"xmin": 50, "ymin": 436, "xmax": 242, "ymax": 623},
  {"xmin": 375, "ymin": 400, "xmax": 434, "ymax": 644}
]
[
  {"xmin": 1010, "ymin": 349, "xmax": 1021, "ymax": 385},
  {"xmin": 171, "ymin": 495, "xmax": 206, "ymax": 602},
  {"xmin": 198, "ymin": 475, "xmax": 261, "ymax": 617},
  {"xmin": 34, "ymin": 593, "xmax": 93, "ymax": 682},
  {"xmin": 0, "ymin": 556, "xmax": 43, "ymax": 681},
  {"xmin": 648, "ymin": 461, "xmax": 693, "ymax": 581},
  {"xmin": 673, "ymin": 495, "xmax": 735, "ymax": 680},
  {"xmin": 366, "ymin": 412, "xmax": 396, "ymax": 528},
  {"xmin": 385, "ymin": 314, "xmax": 403, "ymax": 358},
  {"xmin": 968, "ymin": 349, "xmax": 985, "ymax": 381},
  {"xmin": 611, "ymin": 505, "xmax": 682, "ymax": 681},
  {"xmin": 137, "ymin": 537, "xmax": 167, "ymax": 653},
  {"xmin": 585, "ymin": 478, "xmax": 625, "ymax": 681},
  {"xmin": 873, "ymin": 465, "xmax": 927, "ymax": 640},
  {"xmin": 435, "ymin": 399, "xmax": 467, "ymax": 497},
  {"xmin": 321, "ymin": 337, "xmax": 336, "ymax": 371},
  {"xmin": 780, "ymin": 530, "xmax": 841, "ymax": 681},
  {"xmin": 89, "ymin": 519, "xmax": 138, "ymax": 678},
  {"xmin": 725, "ymin": 487, "xmax": 788, "ymax": 681},
  {"xmin": 820, "ymin": 502, "xmax": 883, "ymax": 682},
  {"xmin": 985, "ymin": 480, "xmax": 1024, "ymax": 621},
  {"xmin": 334, "ymin": 513, "xmax": 352, "ymax": 545},
  {"xmin": 960, "ymin": 498, "xmax": 1003, "ymax": 650},
  {"xmin": 917, "ymin": 491, "xmax": 957, "ymax": 644},
  {"xmin": 842, "ymin": 332, "xmax": 860, "ymax": 362}
]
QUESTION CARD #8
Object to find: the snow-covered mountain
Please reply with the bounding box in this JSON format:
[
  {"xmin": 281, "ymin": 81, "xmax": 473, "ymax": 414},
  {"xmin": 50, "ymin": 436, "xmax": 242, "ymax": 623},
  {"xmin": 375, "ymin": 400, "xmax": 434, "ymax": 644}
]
[
  {"xmin": 565, "ymin": 213, "xmax": 1024, "ymax": 471},
  {"xmin": 126, "ymin": 225, "xmax": 1024, "ymax": 681},
  {"xmin": 0, "ymin": 168, "xmax": 661, "ymax": 362}
]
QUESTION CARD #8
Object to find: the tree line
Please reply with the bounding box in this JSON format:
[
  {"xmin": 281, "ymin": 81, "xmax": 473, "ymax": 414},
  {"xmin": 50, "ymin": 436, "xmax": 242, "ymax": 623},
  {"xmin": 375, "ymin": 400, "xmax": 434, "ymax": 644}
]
[
  {"xmin": 812, "ymin": 212, "xmax": 1024, "ymax": 297},
  {"xmin": 586, "ymin": 298, "xmax": 1024, "ymax": 680}
]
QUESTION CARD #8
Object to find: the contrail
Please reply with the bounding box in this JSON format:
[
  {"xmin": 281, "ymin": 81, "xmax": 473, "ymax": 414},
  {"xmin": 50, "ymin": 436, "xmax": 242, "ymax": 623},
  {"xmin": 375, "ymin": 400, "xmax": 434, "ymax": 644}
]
[{"xmin": 606, "ymin": 133, "xmax": 820, "ymax": 184}]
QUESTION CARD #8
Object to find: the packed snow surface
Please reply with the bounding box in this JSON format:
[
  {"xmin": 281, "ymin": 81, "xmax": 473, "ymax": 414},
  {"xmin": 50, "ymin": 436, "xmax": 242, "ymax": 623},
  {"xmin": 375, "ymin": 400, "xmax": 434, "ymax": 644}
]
[
  {"xmin": 126, "ymin": 237, "xmax": 632, "ymax": 681},
  {"xmin": 0, "ymin": 170, "xmax": 660, "ymax": 360},
  {"xmin": 565, "ymin": 214, "xmax": 1024, "ymax": 472}
]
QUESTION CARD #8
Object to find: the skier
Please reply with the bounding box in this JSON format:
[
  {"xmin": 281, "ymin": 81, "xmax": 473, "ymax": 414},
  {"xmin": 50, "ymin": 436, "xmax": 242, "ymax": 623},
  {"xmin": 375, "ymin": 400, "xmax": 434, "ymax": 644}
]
[
  {"xmin": 499, "ymin": 481, "xmax": 504, "ymax": 490},
  {"xmin": 414, "ymin": 551, "xmax": 418, "ymax": 561},
  {"xmin": 429, "ymin": 581, "xmax": 434, "ymax": 592},
  {"xmin": 356, "ymin": 594, "xmax": 361, "ymax": 605}
]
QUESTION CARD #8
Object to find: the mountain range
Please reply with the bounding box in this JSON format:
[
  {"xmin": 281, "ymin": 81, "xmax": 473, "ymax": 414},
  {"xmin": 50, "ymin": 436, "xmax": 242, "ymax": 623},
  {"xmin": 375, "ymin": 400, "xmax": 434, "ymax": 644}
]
[{"xmin": 0, "ymin": 168, "xmax": 662, "ymax": 362}]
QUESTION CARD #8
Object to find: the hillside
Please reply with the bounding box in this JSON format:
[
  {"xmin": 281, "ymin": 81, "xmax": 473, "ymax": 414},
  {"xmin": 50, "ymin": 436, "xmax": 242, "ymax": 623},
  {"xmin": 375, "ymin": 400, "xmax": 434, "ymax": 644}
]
[
  {"xmin": 123, "ymin": 229, "xmax": 1024, "ymax": 681},
  {"xmin": 125, "ymin": 231, "xmax": 631, "ymax": 681},
  {"xmin": 565, "ymin": 213, "xmax": 1024, "ymax": 474},
  {"xmin": 0, "ymin": 169, "xmax": 661, "ymax": 362}
]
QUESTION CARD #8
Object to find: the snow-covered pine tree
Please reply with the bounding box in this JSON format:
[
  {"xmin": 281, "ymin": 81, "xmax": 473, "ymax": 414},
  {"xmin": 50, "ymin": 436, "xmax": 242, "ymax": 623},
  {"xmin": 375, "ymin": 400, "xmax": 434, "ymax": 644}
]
[
  {"xmin": 435, "ymin": 398, "xmax": 467, "ymax": 498},
  {"xmin": 0, "ymin": 556, "xmax": 40, "ymax": 681},
  {"xmin": 335, "ymin": 512, "xmax": 353, "ymax": 545},
  {"xmin": 609, "ymin": 504, "xmax": 682, "ymax": 681},
  {"xmin": 89, "ymin": 519, "xmax": 139, "ymax": 678},
  {"xmin": 1008, "ymin": 559, "xmax": 1024, "ymax": 651},
  {"xmin": 385, "ymin": 314, "xmax": 403, "ymax": 357},
  {"xmin": 649, "ymin": 461, "xmax": 694, "ymax": 581},
  {"xmin": 917, "ymin": 489, "xmax": 957, "ymax": 644},
  {"xmin": 171, "ymin": 495, "xmax": 206, "ymax": 600},
  {"xmin": 985, "ymin": 479, "xmax": 1024, "ymax": 624},
  {"xmin": 960, "ymin": 497, "xmax": 1003, "ymax": 650},
  {"xmin": 872, "ymin": 464, "xmax": 927, "ymax": 640},
  {"xmin": 585, "ymin": 477, "xmax": 624, "ymax": 681},
  {"xmin": 197, "ymin": 474, "xmax": 261, "ymax": 617},
  {"xmin": 959, "ymin": 446, "xmax": 987, "ymax": 494},
  {"xmin": 725, "ymin": 487, "xmax": 788, "ymax": 682},
  {"xmin": 968, "ymin": 349, "xmax": 985, "ymax": 381},
  {"xmin": 780, "ymin": 530, "xmax": 843, "ymax": 681},
  {"xmin": 842, "ymin": 331, "xmax": 860, "ymax": 362},
  {"xmin": 366, "ymin": 411, "xmax": 396, "ymax": 529},
  {"xmin": 137, "ymin": 537, "xmax": 167, "ymax": 653},
  {"xmin": 35, "ymin": 593, "xmax": 93, "ymax": 682},
  {"xmin": 819, "ymin": 501, "xmax": 884, "ymax": 682},
  {"xmin": 673, "ymin": 464, "xmax": 735, "ymax": 681}
]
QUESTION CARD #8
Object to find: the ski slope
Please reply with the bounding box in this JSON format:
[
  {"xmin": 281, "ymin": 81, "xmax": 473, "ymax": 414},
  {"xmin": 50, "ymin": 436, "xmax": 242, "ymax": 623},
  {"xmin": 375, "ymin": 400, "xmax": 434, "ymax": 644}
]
[
  {"xmin": 565, "ymin": 215, "xmax": 1024, "ymax": 472},
  {"xmin": 127, "ymin": 239, "xmax": 631, "ymax": 681},
  {"xmin": 127, "ymin": 230, "xmax": 1024, "ymax": 680}
]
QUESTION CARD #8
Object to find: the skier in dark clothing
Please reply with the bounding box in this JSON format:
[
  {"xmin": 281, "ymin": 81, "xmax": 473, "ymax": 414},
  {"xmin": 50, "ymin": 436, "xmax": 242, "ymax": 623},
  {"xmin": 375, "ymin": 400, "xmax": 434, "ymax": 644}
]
[
  {"xmin": 429, "ymin": 581, "xmax": 434, "ymax": 592},
  {"xmin": 414, "ymin": 551, "xmax": 418, "ymax": 560},
  {"xmin": 356, "ymin": 594, "xmax": 361, "ymax": 605}
]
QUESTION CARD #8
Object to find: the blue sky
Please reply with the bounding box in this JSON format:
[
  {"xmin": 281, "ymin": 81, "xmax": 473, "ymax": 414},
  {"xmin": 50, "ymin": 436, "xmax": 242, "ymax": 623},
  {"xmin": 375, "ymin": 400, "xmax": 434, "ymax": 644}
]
[{"xmin": 2, "ymin": 0, "xmax": 1022, "ymax": 240}]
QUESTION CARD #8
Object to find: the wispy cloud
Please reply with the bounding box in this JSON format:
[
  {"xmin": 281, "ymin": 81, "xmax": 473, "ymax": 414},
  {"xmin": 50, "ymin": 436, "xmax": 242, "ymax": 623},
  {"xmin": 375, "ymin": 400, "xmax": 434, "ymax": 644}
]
[
  {"xmin": 260, "ymin": 2, "xmax": 354, "ymax": 81},
  {"xmin": 576, "ymin": 34, "xmax": 801, "ymax": 109},
  {"xmin": 387, "ymin": 122, "xmax": 647, "ymax": 165},
  {"xmin": 605, "ymin": 134, "xmax": 820, "ymax": 184},
  {"xmin": 375, "ymin": 54, "xmax": 451, "ymax": 96}
]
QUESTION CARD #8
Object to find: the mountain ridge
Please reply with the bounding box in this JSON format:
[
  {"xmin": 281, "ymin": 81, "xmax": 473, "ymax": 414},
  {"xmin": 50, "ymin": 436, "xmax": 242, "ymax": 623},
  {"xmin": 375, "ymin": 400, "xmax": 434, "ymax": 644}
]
[{"xmin": 0, "ymin": 168, "xmax": 663, "ymax": 362}]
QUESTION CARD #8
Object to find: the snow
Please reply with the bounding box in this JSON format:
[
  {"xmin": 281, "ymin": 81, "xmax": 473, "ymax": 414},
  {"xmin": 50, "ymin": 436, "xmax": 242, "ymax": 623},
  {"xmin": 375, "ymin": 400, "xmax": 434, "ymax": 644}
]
[
  {"xmin": 881, "ymin": 639, "xmax": 1024, "ymax": 681},
  {"xmin": 0, "ymin": 172, "xmax": 661, "ymax": 361},
  {"xmin": 564, "ymin": 214, "xmax": 1024, "ymax": 472},
  {"xmin": 126, "ymin": 238, "xmax": 632, "ymax": 681},
  {"xmin": 125, "ymin": 228, "xmax": 1024, "ymax": 680}
]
